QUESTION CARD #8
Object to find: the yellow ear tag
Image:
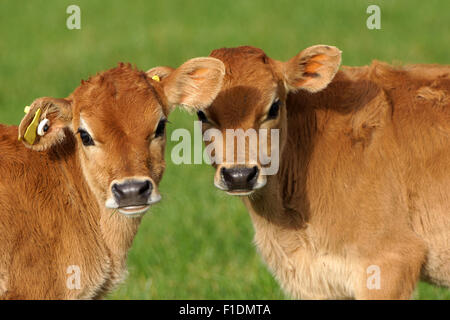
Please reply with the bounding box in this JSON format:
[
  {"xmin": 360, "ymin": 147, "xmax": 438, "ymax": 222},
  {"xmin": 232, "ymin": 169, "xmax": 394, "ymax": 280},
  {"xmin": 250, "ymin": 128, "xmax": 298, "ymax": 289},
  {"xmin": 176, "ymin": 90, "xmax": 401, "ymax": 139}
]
[
  {"xmin": 24, "ymin": 106, "xmax": 31, "ymax": 114},
  {"xmin": 23, "ymin": 108, "xmax": 42, "ymax": 145},
  {"xmin": 151, "ymin": 75, "xmax": 160, "ymax": 82}
]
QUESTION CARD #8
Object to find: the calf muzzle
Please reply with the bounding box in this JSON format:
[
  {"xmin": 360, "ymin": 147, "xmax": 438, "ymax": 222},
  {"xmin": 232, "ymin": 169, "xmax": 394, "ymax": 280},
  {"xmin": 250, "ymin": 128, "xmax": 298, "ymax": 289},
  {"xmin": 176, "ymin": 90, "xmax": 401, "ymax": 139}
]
[
  {"xmin": 112, "ymin": 179, "xmax": 153, "ymax": 208},
  {"xmin": 221, "ymin": 165, "xmax": 259, "ymax": 192}
]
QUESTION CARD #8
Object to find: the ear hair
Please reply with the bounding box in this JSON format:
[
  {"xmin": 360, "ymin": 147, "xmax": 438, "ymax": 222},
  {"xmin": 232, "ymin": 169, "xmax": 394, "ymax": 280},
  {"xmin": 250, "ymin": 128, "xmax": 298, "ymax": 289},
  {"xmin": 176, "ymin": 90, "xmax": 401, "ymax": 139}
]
[
  {"xmin": 284, "ymin": 45, "xmax": 342, "ymax": 93},
  {"xmin": 161, "ymin": 57, "xmax": 225, "ymax": 111}
]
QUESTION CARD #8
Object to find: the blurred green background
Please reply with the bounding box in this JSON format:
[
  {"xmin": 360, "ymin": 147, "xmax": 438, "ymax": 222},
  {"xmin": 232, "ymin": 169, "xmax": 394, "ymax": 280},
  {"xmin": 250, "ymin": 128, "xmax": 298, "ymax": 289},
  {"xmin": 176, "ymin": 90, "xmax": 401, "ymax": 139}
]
[{"xmin": 1, "ymin": 0, "xmax": 449, "ymax": 299}]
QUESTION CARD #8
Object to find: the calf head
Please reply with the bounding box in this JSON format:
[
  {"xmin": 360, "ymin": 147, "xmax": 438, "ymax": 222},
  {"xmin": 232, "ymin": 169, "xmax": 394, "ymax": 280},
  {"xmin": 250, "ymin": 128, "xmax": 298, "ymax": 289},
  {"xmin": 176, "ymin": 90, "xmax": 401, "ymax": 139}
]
[
  {"xmin": 18, "ymin": 59, "xmax": 225, "ymax": 216},
  {"xmin": 194, "ymin": 45, "xmax": 341, "ymax": 195}
]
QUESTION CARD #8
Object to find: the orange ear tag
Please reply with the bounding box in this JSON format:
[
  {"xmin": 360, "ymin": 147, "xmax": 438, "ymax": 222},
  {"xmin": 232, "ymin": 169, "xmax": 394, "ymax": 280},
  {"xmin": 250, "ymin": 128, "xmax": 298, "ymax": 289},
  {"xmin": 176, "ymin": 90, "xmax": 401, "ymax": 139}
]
[{"xmin": 23, "ymin": 108, "xmax": 42, "ymax": 145}]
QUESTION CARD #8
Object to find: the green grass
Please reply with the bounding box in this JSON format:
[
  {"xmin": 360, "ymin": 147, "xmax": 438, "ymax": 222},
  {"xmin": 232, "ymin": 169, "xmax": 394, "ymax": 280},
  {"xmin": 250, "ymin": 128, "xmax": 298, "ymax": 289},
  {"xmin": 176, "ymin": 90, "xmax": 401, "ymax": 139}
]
[{"xmin": 0, "ymin": 0, "xmax": 449, "ymax": 299}]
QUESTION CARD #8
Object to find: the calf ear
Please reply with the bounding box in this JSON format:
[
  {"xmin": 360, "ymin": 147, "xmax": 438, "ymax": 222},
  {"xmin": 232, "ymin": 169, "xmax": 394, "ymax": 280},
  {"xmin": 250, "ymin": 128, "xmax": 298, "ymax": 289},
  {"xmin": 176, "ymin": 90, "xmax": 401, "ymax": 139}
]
[
  {"xmin": 160, "ymin": 57, "xmax": 225, "ymax": 110},
  {"xmin": 284, "ymin": 45, "xmax": 342, "ymax": 93},
  {"xmin": 18, "ymin": 97, "xmax": 72, "ymax": 151}
]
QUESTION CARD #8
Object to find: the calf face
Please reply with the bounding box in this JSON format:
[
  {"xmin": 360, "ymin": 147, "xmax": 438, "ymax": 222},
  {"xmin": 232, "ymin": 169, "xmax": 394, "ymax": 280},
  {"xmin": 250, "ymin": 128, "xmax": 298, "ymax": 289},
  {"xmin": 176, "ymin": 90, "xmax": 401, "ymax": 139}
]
[
  {"xmin": 196, "ymin": 46, "xmax": 341, "ymax": 195},
  {"xmin": 18, "ymin": 59, "xmax": 225, "ymax": 216}
]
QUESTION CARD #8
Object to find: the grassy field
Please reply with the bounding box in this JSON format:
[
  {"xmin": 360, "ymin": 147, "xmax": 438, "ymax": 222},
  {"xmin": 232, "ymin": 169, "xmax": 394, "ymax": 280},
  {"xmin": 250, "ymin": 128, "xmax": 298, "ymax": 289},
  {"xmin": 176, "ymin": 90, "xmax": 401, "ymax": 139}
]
[{"xmin": 0, "ymin": 0, "xmax": 449, "ymax": 299}]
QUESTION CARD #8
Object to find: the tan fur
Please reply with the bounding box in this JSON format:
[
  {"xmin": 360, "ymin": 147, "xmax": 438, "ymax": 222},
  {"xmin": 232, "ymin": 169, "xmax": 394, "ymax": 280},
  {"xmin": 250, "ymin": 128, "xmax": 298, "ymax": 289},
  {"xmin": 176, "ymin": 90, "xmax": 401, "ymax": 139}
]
[
  {"xmin": 199, "ymin": 46, "xmax": 450, "ymax": 299},
  {"xmin": 0, "ymin": 59, "xmax": 224, "ymax": 299}
]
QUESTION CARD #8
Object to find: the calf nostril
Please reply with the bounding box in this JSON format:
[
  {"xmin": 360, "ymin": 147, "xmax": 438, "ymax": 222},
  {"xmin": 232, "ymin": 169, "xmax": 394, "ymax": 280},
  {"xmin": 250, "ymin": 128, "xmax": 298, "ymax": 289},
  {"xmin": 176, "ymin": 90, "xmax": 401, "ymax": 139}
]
[
  {"xmin": 112, "ymin": 183, "xmax": 124, "ymax": 197},
  {"xmin": 221, "ymin": 167, "xmax": 229, "ymax": 181},
  {"xmin": 247, "ymin": 166, "xmax": 259, "ymax": 182},
  {"xmin": 138, "ymin": 180, "xmax": 150, "ymax": 195}
]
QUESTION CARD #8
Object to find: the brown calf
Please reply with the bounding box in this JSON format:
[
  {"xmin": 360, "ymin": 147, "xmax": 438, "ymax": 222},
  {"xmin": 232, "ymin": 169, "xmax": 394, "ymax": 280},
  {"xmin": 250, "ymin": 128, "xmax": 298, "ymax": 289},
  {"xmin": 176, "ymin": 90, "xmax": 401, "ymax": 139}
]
[
  {"xmin": 153, "ymin": 46, "xmax": 450, "ymax": 299},
  {"xmin": 0, "ymin": 59, "xmax": 225, "ymax": 299}
]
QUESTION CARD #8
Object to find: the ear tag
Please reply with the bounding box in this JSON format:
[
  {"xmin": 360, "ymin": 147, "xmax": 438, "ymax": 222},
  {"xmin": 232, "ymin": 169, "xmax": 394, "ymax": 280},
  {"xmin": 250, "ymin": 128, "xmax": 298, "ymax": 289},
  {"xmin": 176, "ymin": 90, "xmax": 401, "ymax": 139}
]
[
  {"xmin": 24, "ymin": 106, "xmax": 31, "ymax": 114},
  {"xmin": 23, "ymin": 108, "xmax": 42, "ymax": 145},
  {"xmin": 37, "ymin": 118, "xmax": 50, "ymax": 137},
  {"xmin": 151, "ymin": 75, "xmax": 160, "ymax": 82}
]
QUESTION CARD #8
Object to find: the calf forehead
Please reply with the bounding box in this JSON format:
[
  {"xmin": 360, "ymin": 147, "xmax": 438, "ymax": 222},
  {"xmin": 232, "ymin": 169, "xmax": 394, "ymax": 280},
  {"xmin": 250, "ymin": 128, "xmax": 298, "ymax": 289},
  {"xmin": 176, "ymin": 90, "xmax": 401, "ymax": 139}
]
[
  {"xmin": 209, "ymin": 86, "xmax": 268, "ymax": 128},
  {"xmin": 209, "ymin": 46, "xmax": 278, "ymax": 126},
  {"xmin": 210, "ymin": 46, "xmax": 276, "ymax": 87},
  {"xmin": 72, "ymin": 65, "xmax": 164, "ymax": 133}
]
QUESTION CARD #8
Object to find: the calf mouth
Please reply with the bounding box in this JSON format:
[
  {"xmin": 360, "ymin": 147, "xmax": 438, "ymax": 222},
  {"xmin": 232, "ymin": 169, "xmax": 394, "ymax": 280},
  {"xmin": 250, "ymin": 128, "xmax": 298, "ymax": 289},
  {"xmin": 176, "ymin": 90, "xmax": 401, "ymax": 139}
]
[
  {"xmin": 225, "ymin": 189, "xmax": 255, "ymax": 196},
  {"xmin": 118, "ymin": 204, "xmax": 151, "ymax": 216},
  {"xmin": 214, "ymin": 179, "xmax": 264, "ymax": 196},
  {"xmin": 106, "ymin": 194, "xmax": 162, "ymax": 217},
  {"xmin": 213, "ymin": 180, "xmax": 256, "ymax": 196}
]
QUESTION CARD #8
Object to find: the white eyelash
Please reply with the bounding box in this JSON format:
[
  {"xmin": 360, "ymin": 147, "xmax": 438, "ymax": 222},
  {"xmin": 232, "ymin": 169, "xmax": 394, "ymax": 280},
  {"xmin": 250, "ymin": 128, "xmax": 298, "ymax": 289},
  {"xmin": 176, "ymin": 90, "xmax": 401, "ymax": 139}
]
[{"xmin": 79, "ymin": 117, "xmax": 94, "ymax": 137}]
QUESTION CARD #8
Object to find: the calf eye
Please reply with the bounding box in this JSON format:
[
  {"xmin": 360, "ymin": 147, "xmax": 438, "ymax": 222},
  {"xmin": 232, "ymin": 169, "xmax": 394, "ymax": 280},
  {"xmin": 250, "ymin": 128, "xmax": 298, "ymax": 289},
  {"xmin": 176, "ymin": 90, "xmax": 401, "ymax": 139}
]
[
  {"xmin": 77, "ymin": 129, "xmax": 95, "ymax": 146},
  {"xmin": 154, "ymin": 118, "xmax": 167, "ymax": 138},
  {"xmin": 197, "ymin": 110, "xmax": 209, "ymax": 123},
  {"xmin": 267, "ymin": 100, "xmax": 281, "ymax": 120}
]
